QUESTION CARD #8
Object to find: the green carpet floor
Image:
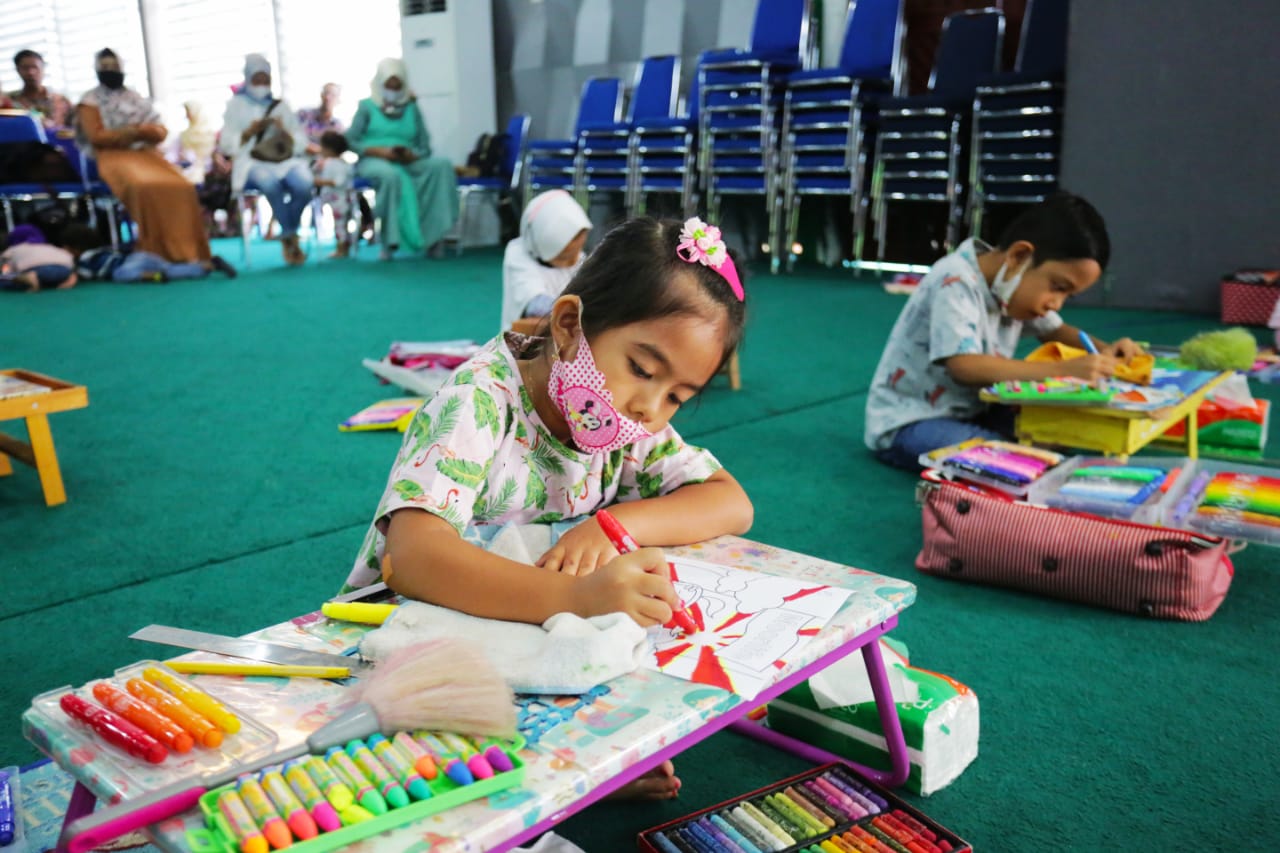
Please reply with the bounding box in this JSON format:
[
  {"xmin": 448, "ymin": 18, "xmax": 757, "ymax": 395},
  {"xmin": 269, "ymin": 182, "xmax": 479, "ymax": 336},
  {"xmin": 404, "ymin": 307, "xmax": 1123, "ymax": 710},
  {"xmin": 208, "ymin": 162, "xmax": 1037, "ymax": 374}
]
[{"xmin": 3, "ymin": 236, "xmax": 1278, "ymax": 850}]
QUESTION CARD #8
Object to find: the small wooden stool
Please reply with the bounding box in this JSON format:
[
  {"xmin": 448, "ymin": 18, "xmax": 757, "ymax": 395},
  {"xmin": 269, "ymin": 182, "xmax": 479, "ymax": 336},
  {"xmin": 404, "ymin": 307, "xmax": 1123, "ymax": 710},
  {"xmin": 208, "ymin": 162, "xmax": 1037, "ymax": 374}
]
[{"xmin": 0, "ymin": 369, "xmax": 89, "ymax": 506}]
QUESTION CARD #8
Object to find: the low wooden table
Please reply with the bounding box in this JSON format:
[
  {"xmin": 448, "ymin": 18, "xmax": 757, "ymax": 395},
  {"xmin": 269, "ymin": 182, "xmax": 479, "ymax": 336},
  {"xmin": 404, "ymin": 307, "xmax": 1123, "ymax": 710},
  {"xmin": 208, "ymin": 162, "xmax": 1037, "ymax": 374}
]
[{"xmin": 0, "ymin": 369, "xmax": 89, "ymax": 506}]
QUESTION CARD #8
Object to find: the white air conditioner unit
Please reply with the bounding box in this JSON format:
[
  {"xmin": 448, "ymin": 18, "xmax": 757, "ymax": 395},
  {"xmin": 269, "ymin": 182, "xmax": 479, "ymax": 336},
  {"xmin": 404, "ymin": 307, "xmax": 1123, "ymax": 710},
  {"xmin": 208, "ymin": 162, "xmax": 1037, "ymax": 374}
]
[{"xmin": 400, "ymin": 0, "xmax": 496, "ymax": 164}]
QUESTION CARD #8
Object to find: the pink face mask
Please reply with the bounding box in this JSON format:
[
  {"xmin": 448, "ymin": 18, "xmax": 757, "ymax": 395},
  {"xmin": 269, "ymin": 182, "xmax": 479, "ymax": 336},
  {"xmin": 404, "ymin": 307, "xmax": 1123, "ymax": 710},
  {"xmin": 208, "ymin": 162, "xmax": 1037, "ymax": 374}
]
[{"xmin": 548, "ymin": 333, "xmax": 652, "ymax": 454}]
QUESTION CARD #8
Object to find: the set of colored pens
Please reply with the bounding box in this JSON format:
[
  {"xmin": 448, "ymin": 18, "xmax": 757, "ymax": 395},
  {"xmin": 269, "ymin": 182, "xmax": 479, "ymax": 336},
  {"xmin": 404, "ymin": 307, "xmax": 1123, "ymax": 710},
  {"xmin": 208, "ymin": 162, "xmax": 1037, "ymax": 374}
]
[
  {"xmin": 930, "ymin": 440, "xmax": 1062, "ymax": 497},
  {"xmin": 639, "ymin": 764, "xmax": 969, "ymax": 853},
  {"xmin": 205, "ymin": 731, "xmax": 520, "ymax": 851},
  {"xmin": 57, "ymin": 665, "xmax": 240, "ymax": 764}
]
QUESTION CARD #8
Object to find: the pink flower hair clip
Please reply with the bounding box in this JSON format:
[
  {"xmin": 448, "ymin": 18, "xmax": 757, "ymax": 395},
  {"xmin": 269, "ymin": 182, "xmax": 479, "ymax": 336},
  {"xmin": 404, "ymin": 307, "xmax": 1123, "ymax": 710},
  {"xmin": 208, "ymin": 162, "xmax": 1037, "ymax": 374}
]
[{"xmin": 676, "ymin": 217, "xmax": 744, "ymax": 302}]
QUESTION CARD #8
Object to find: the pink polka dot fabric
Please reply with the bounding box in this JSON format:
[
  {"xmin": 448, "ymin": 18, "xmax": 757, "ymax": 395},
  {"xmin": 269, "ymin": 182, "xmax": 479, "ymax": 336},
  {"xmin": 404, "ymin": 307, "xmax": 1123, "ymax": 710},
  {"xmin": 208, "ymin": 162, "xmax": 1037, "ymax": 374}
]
[{"xmin": 549, "ymin": 335, "xmax": 652, "ymax": 453}]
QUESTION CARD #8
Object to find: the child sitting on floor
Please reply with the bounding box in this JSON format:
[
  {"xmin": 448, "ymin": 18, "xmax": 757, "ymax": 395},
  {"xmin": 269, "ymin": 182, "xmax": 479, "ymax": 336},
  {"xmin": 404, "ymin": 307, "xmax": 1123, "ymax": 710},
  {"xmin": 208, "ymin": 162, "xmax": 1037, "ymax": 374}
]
[
  {"xmin": 0, "ymin": 224, "xmax": 77, "ymax": 291},
  {"xmin": 347, "ymin": 216, "xmax": 753, "ymax": 799},
  {"xmin": 501, "ymin": 189, "xmax": 591, "ymax": 329},
  {"xmin": 865, "ymin": 192, "xmax": 1145, "ymax": 470}
]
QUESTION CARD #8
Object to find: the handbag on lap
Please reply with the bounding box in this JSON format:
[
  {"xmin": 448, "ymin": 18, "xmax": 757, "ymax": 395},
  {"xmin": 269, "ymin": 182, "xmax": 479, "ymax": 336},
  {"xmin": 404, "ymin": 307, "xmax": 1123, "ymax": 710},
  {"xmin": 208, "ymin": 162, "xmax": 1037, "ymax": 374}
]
[{"xmin": 249, "ymin": 100, "xmax": 293, "ymax": 163}]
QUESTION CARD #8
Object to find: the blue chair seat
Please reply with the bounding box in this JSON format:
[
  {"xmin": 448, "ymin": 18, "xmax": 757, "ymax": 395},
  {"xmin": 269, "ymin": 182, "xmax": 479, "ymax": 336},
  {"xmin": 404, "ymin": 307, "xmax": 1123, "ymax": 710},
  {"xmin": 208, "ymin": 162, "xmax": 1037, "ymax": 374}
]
[
  {"xmin": 457, "ymin": 176, "xmax": 506, "ymax": 190},
  {"xmin": 526, "ymin": 139, "xmax": 576, "ymax": 151},
  {"xmin": 633, "ymin": 117, "xmax": 695, "ymax": 132}
]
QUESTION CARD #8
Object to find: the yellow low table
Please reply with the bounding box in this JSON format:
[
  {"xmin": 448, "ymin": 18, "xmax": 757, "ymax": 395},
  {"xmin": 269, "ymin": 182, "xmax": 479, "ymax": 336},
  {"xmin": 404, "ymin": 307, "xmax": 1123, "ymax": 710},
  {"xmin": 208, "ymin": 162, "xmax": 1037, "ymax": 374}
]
[
  {"xmin": 0, "ymin": 369, "xmax": 89, "ymax": 506},
  {"xmin": 983, "ymin": 371, "xmax": 1231, "ymax": 460}
]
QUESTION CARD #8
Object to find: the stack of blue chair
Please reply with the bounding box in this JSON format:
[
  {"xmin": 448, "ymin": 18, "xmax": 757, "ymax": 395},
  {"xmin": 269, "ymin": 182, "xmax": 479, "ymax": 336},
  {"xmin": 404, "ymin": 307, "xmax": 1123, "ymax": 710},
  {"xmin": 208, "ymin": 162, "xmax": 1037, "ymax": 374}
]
[
  {"xmin": 523, "ymin": 78, "xmax": 622, "ymax": 204},
  {"xmin": 965, "ymin": 0, "xmax": 1070, "ymax": 239},
  {"xmin": 867, "ymin": 8, "xmax": 1004, "ymax": 268},
  {"xmin": 698, "ymin": 0, "xmax": 815, "ymax": 248},
  {"xmin": 0, "ymin": 111, "xmax": 92, "ymax": 232},
  {"xmin": 777, "ymin": 0, "xmax": 904, "ymax": 271},
  {"xmin": 576, "ymin": 55, "xmax": 679, "ymax": 211},
  {"xmin": 628, "ymin": 54, "xmax": 707, "ymax": 218},
  {"xmin": 453, "ymin": 112, "xmax": 530, "ymax": 255}
]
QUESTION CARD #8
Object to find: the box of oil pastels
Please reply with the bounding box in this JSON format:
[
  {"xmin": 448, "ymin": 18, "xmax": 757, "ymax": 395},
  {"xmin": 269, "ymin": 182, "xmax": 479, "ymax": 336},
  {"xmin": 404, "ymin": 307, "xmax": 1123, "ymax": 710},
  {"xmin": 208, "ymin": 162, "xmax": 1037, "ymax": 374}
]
[{"xmin": 636, "ymin": 762, "xmax": 970, "ymax": 853}]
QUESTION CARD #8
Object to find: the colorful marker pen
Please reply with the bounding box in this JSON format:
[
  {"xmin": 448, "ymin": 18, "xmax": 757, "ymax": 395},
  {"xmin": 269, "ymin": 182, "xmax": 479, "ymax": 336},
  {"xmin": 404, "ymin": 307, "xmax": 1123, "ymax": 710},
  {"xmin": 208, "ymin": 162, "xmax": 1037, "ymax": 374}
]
[
  {"xmin": 391, "ymin": 731, "xmax": 438, "ymax": 780},
  {"xmin": 367, "ymin": 734, "xmax": 432, "ymax": 800},
  {"xmin": 283, "ymin": 760, "xmax": 341, "ymax": 832},
  {"xmin": 303, "ymin": 755, "xmax": 354, "ymax": 812},
  {"xmin": 345, "ymin": 738, "xmax": 410, "ymax": 808},
  {"xmin": 125, "ymin": 678, "xmax": 222, "ymax": 748},
  {"xmin": 92, "ymin": 682, "xmax": 194, "ymax": 754},
  {"xmin": 216, "ymin": 789, "xmax": 269, "ymax": 853},
  {"xmin": 595, "ymin": 509, "xmax": 698, "ymax": 634},
  {"xmin": 260, "ymin": 767, "xmax": 319, "ymax": 840},
  {"xmin": 235, "ymin": 774, "xmax": 292, "ymax": 851},
  {"xmin": 414, "ymin": 731, "xmax": 475, "ymax": 786},
  {"xmin": 59, "ymin": 693, "xmax": 167, "ymax": 764},
  {"xmin": 325, "ymin": 747, "xmax": 387, "ymax": 815},
  {"xmin": 142, "ymin": 667, "xmax": 241, "ymax": 734}
]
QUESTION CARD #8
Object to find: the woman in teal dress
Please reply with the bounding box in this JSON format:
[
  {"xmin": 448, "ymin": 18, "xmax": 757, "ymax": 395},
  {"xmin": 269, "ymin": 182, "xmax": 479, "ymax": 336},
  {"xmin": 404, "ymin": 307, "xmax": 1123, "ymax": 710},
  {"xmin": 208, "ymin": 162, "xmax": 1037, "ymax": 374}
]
[{"xmin": 347, "ymin": 58, "xmax": 458, "ymax": 259}]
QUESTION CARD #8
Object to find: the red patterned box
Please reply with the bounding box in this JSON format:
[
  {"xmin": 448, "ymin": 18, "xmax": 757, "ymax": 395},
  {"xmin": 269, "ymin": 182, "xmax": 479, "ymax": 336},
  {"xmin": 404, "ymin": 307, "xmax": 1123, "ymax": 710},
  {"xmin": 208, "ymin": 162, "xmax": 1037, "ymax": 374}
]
[{"xmin": 1220, "ymin": 269, "xmax": 1280, "ymax": 326}]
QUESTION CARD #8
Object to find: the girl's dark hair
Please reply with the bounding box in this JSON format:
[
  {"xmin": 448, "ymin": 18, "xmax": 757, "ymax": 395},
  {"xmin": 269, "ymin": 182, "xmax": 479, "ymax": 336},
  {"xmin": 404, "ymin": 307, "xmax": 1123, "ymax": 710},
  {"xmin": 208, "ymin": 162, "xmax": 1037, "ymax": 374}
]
[
  {"xmin": 559, "ymin": 217, "xmax": 747, "ymax": 367},
  {"xmin": 319, "ymin": 131, "xmax": 348, "ymax": 155},
  {"xmin": 996, "ymin": 191, "xmax": 1111, "ymax": 270}
]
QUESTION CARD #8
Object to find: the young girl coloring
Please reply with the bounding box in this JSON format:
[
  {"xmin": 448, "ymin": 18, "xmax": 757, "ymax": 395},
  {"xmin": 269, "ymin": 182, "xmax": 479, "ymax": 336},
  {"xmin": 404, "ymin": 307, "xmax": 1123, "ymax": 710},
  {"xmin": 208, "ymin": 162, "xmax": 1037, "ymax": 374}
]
[
  {"xmin": 866, "ymin": 193, "xmax": 1145, "ymax": 469},
  {"xmin": 349, "ymin": 218, "xmax": 751, "ymax": 792}
]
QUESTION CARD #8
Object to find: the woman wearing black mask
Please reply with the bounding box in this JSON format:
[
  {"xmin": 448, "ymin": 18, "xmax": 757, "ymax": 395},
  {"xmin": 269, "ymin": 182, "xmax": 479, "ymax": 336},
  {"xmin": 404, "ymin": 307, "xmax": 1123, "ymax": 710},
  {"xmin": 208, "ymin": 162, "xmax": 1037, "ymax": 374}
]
[{"xmin": 75, "ymin": 48, "xmax": 228, "ymax": 273}]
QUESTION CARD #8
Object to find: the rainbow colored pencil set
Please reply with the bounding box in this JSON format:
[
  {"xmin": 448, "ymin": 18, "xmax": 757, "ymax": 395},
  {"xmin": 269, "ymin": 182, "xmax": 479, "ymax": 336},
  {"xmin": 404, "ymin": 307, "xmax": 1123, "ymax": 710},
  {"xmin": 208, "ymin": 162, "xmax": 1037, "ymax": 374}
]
[{"xmin": 637, "ymin": 763, "xmax": 969, "ymax": 853}]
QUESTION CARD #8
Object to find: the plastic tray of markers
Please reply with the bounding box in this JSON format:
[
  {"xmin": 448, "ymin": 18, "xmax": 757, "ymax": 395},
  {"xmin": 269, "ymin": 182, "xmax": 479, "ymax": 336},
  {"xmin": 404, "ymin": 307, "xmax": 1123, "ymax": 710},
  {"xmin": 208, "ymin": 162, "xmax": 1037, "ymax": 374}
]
[
  {"xmin": 185, "ymin": 734, "xmax": 526, "ymax": 853},
  {"xmin": 26, "ymin": 661, "xmax": 278, "ymax": 790},
  {"xmin": 1161, "ymin": 458, "xmax": 1280, "ymax": 546},
  {"xmin": 636, "ymin": 761, "xmax": 970, "ymax": 853},
  {"xmin": 918, "ymin": 439, "xmax": 1064, "ymax": 498},
  {"xmin": 1025, "ymin": 455, "xmax": 1189, "ymax": 525}
]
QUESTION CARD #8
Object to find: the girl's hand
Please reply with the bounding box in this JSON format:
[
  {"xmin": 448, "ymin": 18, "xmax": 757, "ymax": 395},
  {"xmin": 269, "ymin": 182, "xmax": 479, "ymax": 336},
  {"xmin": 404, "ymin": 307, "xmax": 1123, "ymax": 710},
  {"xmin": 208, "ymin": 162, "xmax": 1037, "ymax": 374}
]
[
  {"xmin": 1104, "ymin": 337, "xmax": 1144, "ymax": 361},
  {"xmin": 567, "ymin": 548, "xmax": 678, "ymax": 627},
  {"xmin": 537, "ymin": 522, "xmax": 619, "ymax": 576},
  {"xmin": 1061, "ymin": 353, "xmax": 1117, "ymax": 382}
]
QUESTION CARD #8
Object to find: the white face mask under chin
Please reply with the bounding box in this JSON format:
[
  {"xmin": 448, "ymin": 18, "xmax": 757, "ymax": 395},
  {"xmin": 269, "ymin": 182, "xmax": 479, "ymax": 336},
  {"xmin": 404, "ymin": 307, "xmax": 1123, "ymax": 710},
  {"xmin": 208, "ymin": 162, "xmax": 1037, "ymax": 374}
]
[{"xmin": 991, "ymin": 259, "xmax": 1029, "ymax": 316}]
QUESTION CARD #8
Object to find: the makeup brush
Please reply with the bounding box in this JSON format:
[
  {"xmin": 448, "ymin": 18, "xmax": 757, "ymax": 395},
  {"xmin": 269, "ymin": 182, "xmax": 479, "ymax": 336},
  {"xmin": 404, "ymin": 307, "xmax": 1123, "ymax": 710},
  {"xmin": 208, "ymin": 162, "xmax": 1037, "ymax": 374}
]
[{"xmin": 63, "ymin": 637, "xmax": 515, "ymax": 852}]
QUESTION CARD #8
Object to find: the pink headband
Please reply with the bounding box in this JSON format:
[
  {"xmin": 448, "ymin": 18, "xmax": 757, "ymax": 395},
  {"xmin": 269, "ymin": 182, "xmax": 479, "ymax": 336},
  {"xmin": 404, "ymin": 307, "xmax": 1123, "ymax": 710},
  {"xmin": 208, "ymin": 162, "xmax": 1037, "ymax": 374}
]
[{"xmin": 675, "ymin": 217, "xmax": 744, "ymax": 302}]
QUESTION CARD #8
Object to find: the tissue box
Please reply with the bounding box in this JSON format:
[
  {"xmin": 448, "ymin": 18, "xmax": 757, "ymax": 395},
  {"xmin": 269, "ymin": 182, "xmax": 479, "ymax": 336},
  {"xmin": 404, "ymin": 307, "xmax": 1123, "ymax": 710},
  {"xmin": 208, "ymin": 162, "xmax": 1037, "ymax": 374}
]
[
  {"xmin": 766, "ymin": 640, "xmax": 979, "ymax": 795},
  {"xmin": 1159, "ymin": 398, "xmax": 1270, "ymax": 456}
]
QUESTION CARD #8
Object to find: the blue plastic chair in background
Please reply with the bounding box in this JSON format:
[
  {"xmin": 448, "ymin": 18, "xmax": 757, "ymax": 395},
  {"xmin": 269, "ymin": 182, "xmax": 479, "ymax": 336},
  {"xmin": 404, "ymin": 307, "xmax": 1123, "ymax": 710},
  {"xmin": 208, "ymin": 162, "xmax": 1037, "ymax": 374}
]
[
  {"xmin": 777, "ymin": 0, "xmax": 904, "ymax": 271},
  {"xmin": 966, "ymin": 0, "xmax": 1070, "ymax": 239},
  {"xmin": 452, "ymin": 113, "xmax": 531, "ymax": 255},
  {"xmin": 867, "ymin": 7, "xmax": 1004, "ymax": 268},
  {"xmin": 628, "ymin": 53, "xmax": 708, "ymax": 219},
  {"xmin": 523, "ymin": 77, "xmax": 623, "ymax": 204},
  {"xmin": 0, "ymin": 111, "xmax": 95, "ymax": 234},
  {"xmin": 577, "ymin": 55, "xmax": 679, "ymax": 212},
  {"xmin": 698, "ymin": 0, "xmax": 815, "ymax": 268}
]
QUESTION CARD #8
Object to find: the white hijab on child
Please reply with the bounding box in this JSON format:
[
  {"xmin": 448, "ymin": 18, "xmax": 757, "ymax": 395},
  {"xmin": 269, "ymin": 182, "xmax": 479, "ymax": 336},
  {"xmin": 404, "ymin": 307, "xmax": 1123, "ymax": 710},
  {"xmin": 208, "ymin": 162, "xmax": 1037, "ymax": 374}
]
[{"xmin": 521, "ymin": 190, "xmax": 592, "ymax": 263}]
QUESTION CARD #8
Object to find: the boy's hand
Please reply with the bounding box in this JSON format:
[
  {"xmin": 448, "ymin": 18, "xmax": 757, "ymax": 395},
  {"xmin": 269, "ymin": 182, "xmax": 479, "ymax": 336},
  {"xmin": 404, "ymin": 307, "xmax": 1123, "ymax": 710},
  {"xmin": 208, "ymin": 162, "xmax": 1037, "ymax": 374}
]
[
  {"xmin": 1103, "ymin": 337, "xmax": 1144, "ymax": 361},
  {"xmin": 1061, "ymin": 354, "xmax": 1118, "ymax": 382},
  {"xmin": 567, "ymin": 548, "xmax": 678, "ymax": 627},
  {"xmin": 537, "ymin": 521, "xmax": 619, "ymax": 576}
]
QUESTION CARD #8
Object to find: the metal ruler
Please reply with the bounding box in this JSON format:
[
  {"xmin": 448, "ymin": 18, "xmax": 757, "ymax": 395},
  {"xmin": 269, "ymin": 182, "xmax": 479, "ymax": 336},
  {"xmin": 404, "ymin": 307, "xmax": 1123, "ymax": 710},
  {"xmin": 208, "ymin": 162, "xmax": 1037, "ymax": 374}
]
[{"xmin": 130, "ymin": 624, "xmax": 371, "ymax": 675}]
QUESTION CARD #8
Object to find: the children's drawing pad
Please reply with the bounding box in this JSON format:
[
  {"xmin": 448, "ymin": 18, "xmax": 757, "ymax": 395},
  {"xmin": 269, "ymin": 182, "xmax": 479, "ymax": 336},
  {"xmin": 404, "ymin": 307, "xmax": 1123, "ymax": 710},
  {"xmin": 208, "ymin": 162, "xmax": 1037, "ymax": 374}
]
[
  {"xmin": 983, "ymin": 379, "xmax": 1112, "ymax": 405},
  {"xmin": 642, "ymin": 557, "xmax": 852, "ymax": 700},
  {"xmin": 0, "ymin": 374, "xmax": 51, "ymax": 400},
  {"xmin": 338, "ymin": 398, "xmax": 424, "ymax": 432}
]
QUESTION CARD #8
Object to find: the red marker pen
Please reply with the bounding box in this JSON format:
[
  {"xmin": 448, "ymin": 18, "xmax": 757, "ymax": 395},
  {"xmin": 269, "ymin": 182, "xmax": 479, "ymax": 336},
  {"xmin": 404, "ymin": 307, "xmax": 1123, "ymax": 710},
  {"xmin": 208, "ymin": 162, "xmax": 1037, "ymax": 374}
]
[
  {"xmin": 59, "ymin": 693, "xmax": 168, "ymax": 764},
  {"xmin": 595, "ymin": 509, "xmax": 698, "ymax": 634}
]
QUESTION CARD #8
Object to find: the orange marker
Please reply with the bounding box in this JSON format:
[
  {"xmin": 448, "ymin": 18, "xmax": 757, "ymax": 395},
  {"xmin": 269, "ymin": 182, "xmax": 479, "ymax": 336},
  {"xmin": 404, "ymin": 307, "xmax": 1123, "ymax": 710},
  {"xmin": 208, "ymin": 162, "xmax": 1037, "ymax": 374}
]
[
  {"xmin": 92, "ymin": 682, "xmax": 194, "ymax": 753},
  {"xmin": 125, "ymin": 678, "xmax": 223, "ymax": 748},
  {"xmin": 143, "ymin": 666, "xmax": 241, "ymax": 734}
]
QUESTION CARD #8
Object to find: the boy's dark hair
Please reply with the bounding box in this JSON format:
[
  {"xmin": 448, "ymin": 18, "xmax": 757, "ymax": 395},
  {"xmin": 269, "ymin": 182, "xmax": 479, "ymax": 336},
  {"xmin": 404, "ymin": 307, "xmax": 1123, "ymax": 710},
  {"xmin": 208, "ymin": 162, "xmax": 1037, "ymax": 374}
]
[
  {"xmin": 14, "ymin": 50, "xmax": 42, "ymax": 66},
  {"xmin": 60, "ymin": 223, "xmax": 104, "ymax": 256},
  {"xmin": 560, "ymin": 217, "xmax": 747, "ymax": 368},
  {"xmin": 319, "ymin": 131, "xmax": 348, "ymax": 155},
  {"xmin": 996, "ymin": 191, "xmax": 1110, "ymax": 270},
  {"xmin": 95, "ymin": 48, "xmax": 118, "ymax": 63}
]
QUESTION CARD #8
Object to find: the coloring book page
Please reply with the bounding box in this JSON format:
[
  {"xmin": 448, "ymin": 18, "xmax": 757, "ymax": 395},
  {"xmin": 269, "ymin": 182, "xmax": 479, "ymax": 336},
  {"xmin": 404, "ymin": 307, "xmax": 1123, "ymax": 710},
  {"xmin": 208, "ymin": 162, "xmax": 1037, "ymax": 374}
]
[{"xmin": 642, "ymin": 557, "xmax": 852, "ymax": 699}]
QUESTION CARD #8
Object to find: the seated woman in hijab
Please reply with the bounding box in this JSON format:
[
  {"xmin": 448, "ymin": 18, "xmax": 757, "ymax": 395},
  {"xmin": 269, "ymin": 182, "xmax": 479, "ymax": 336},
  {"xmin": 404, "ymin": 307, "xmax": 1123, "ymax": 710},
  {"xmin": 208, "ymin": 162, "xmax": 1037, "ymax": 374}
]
[
  {"xmin": 347, "ymin": 58, "xmax": 458, "ymax": 260},
  {"xmin": 219, "ymin": 54, "xmax": 312, "ymax": 265},
  {"xmin": 75, "ymin": 48, "xmax": 226, "ymax": 272},
  {"xmin": 500, "ymin": 189, "xmax": 592, "ymax": 329}
]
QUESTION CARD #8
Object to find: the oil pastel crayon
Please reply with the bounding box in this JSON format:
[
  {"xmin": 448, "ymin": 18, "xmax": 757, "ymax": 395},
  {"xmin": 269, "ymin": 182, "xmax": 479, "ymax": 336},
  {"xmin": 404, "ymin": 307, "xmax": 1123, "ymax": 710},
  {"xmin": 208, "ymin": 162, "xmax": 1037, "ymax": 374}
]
[
  {"xmin": 755, "ymin": 796, "xmax": 808, "ymax": 840},
  {"xmin": 324, "ymin": 747, "xmax": 387, "ymax": 815},
  {"xmin": 437, "ymin": 731, "xmax": 495, "ymax": 779},
  {"xmin": 725, "ymin": 807, "xmax": 780, "ymax": 852},
  {"xmin": 260, "ymin": 767, "xmax": 318, "ymax": 840},
  {"xmin": 91, "ymin": 682, "xmax": 194, "ymax": 753},
  {"xmin": 125, "ymin": 678, "xmax": 222, "ymax": 748},
  {"xmin": 819, "ymin": 840, "xmax": 847, "ymax": 853},
  {"xmin": 784, "ymin": 785, "xmax": 837, "ymax": 828},
  {"xmin": 59, "ymin": 693, "xmax": 168, "ymax": 764},
  {"xmin": 303, "ymin": 755, "xmax": 353, "ymax": 811},
  {"xmin": 649, "ymin": 829, "xmax": 684, "ymax": 853},
  {"xmin": 467, "ymin": 735, "xmax": 515, "ymax": 773},
  {"xmin": 345, "ymin": 738, "xmax": 410, "ymax": 808},
  {"xmin": 850, "ymin": 825, "xmax": 899, "ymax": 853},
  {"xmin": 802, "ymin": 779, "xmax": 861, "ymax": 820},
  {"xmin": 283, "ymin": 760, "xmax": 341, "ymax": 832},
  {"xmin": 391, "ymin": 731, "xmax": 438, "ymax": 780},
  {"xmin": 235, "ymin": 774, "xmax": 292, "ymax": 850},
  {"xmin": 710, "ymin": 813, "xmax": 764, "ymax": 853},
  {"xmin": 142, "ymin": 666, "xmax": 240, "ymax": 734},
  {"xmin": 661, "ymin": 828, "xmax": 699, "ymax": 853},
  {"xmin": 367, "ymin": 734, "xmax": 431, "ymax": 800},
  {"xmin": 770, "ymin": 791, "xmax": 826, "ymax": 836},
  {"xmin": 826, "ymin": 771, "xmax": 886, "ymax": 812},
  {"xmin": 338, "ymin": 804, "xmax": 375, "ymax": 825},
  {"xmin": 216, "ymin": 789, "xmax": 269, "ymax": 853},
  {"xmin": 740, "ymin": 801, "xmax": 794, "ymax": 848},
  {"xmin": 696, "ymin": 816, "xmax": 747, "ymax": 853},
  {"xmin": 679, "ymin": 822, "xmax": 720, "ymax": 853},
  {"xmin": 413, "ymin": 731, "xmax": 474, "ymax": 785}
]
